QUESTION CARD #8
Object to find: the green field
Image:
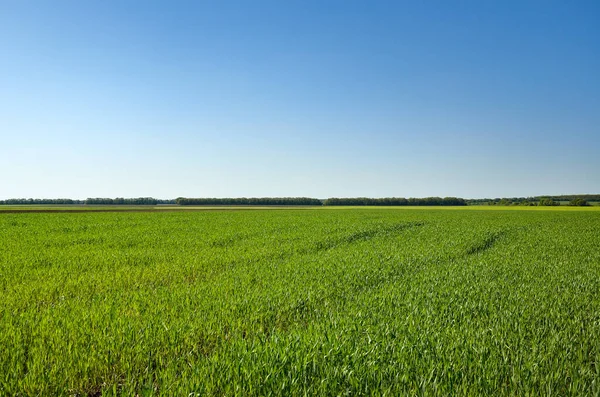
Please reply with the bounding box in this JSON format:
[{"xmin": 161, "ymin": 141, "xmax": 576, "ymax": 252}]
[{"xmin": 1, "ymin": 208, "xmax": 600, "ymax": 395}]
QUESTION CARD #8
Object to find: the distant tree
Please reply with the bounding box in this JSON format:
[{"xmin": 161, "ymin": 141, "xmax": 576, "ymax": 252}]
[
  {"xmin": 538, "ymin": 198, "xmax": 560, "ymax": 206},
  {"xmin": 519, "ymin": 201, "xmax": 536, "ymax": 206},
  {"xmin": 568, "ymin": 198, "xmax": 589, "ymax": 206}
]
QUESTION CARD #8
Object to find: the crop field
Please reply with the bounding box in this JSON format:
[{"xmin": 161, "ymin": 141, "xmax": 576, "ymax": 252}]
[{"xmin": 1, "ymin": 208, "xmax": 600, "ymax": 395}]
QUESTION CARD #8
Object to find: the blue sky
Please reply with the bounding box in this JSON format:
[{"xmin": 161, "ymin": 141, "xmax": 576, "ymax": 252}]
[{"xmin": 1, "ymin": 0, "xmax": 598, "ymax": 199}]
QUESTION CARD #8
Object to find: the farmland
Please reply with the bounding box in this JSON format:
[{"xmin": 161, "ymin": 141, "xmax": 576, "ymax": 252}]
[{"xmin": 1, "ymin": 207, "xmax": 600, "ymax": 395}]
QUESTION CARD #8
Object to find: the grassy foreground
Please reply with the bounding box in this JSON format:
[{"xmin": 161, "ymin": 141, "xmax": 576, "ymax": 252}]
[{"xmin": 1, "ymin": 208, "xmax": 599, "ymax": 395}]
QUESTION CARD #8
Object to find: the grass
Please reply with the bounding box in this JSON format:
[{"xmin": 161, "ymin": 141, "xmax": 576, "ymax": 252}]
[{"xmin": 1, "ymin": 208, "xmax": 599, "ymax": 395}]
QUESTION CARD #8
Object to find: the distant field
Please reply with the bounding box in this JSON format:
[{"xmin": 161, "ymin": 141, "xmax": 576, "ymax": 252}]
[
  {"xmin": 0, "ymin": 205, "xmax": 320, "ymax": 213},
  {"xmin": 2, "ymin": 204, "xmax": 600, "ymax": 213},
  {"xmin": 0, "ymin": 205, "xmax": 159, "ymax": 212},
  {"xmin": 1, "ymin": 208, "xmax": 599, "ymax": 395}
]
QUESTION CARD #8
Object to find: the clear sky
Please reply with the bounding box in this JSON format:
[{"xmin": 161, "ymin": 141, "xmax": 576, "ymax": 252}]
[{"xmin": 1, "ymin": 0, "xmax": 598, "ymax": 199}]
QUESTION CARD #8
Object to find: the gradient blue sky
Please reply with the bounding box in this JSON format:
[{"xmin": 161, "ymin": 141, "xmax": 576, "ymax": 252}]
[{"xmin": 1, "ymin": 0, "xmax": 598, "ymax": 199}]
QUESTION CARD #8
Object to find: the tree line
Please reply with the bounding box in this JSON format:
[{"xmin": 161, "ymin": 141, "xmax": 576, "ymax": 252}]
[
  {"xmin": 322, "ymin": 197, "xmax": 467, "ymax": 206},
  {"xmin": 1, "ymin": 195, "xmax": 596, "ymax": 206},
  {"xmin": 176, "ymin": 197, "xmax": 467, "ymax": 206},
  {"xmin": 468, "ymin": 195, "xmax": 595, "ymax": 206},
  {"xmin": 546, "ymin": 194, "xmax": 600, "ymax": 201},
  {"xmin": 175, "ymin": 197, "xmax": 323, "ymax": 206},
  {"xmin": 84, "ymin": 198, "xmax": 176, "ymax": 205},
  {"xmin": 0, "ymin": 198, "xmax": 175, "ymax": 205},
  {"xmin": 0, "ymin": 198, "xmax": 82, "ymax": 205}
]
